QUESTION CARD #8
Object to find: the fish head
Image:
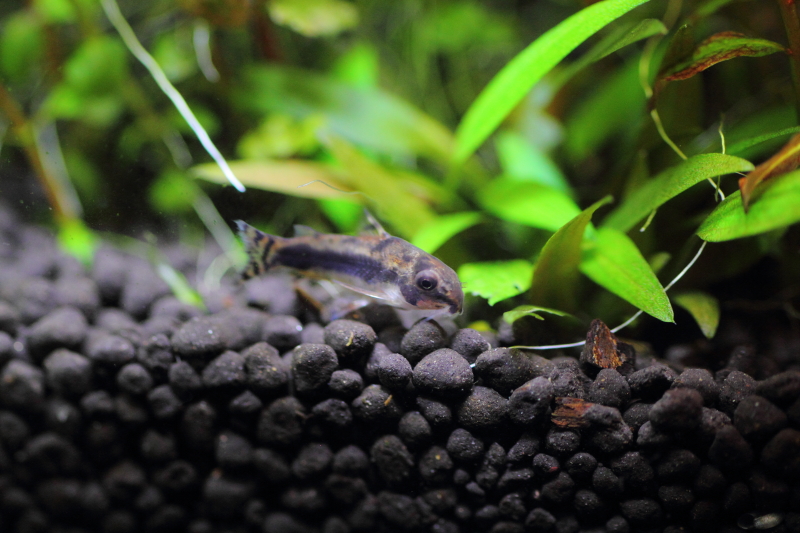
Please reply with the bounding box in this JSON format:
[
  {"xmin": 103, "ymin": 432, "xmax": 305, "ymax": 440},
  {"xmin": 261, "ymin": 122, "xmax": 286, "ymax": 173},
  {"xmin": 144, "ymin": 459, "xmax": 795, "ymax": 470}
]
[{"xmin": 401, "ymin": 258, "xmax": 464, "ymax": 316}]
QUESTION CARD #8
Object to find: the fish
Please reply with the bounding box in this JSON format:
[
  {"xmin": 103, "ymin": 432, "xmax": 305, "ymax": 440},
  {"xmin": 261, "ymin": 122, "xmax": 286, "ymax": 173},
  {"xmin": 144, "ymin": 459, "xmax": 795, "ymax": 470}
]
[{"xmin": 235, "ymin": 212, "xmax": 464, "ymax": 317}]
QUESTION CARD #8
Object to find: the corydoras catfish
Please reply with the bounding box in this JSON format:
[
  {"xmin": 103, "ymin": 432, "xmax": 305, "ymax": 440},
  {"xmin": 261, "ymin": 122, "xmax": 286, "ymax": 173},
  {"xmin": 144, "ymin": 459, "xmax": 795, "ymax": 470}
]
[{"xmin": 235, "ymin": 213, "xmax": 464, "ymax": 317}]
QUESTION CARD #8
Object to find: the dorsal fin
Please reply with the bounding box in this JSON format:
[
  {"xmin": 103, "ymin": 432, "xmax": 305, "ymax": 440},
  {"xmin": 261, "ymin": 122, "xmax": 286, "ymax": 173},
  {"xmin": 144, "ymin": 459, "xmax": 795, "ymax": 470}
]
[
  {"xmin": 293, "ymin": 224, "xmax": 322, "ymax": 237},
  {"xmin": 360, "ymin": 209, "xmax": 390, "ymax": 237}
]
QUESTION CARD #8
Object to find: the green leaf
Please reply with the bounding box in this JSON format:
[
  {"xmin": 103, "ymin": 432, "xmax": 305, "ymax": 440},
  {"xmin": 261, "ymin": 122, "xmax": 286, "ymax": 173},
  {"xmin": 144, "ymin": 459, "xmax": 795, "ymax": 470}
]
[
  {"xmin": 603, "ymin": 153, "xmax": 755, "ymax": 232},
  {"xmin": 192, "ymin": 159, "xmax": 359, "ymax": 200},
  {"xmin": 62, "ymin": 36, "xmax": 128, "ymax": 94},
  {"xmin": 458, "ymin": 260, "xmax": 534, "ymax": 306},
  {"xmin": 658, "ymin": 32, "xmax": 785, "ymax": 84},
  {"xmin": 268, "ymin": 0, "xmax": 359, "ymax": 37},
  {"xmin": 556, "ymin": 18, "xmax": 668, "ymax": 86},
  {"xmin": 152, "ymin": 28, "xmax": 197, "ymax": 83},
  {"xmin": 453, "ymin": 0, "xmax": 653, "ymax": 163},
  {"xmin": 149, "ymin": 171, "xmax": 198, "ymax": 214},
  {"xmin": 57, "ymin": 218, "xmax": 97, "ymax": 267},
  {"xmin": 319, "ymin": 198, "xmax": 363, "ymax": 233},
  {"xmin": 0, "ymin": 12, "xmax": 44, "ymax": 82},
  {"xmin": 332, "ymin": 43, "xmax": 379, "ymax": 88},
  {"xmin": 697, "ymin": 169, "xmax": 800, "ymax": 241},
  {"xmin": 580, "ymin": 227, "xmax": 674, "ymax": 322},
  {"xmin": 157, "ymin": 263, "xmax": 206, "ymax": 310},
  {"xmin": 325, "ymin": 137, "xmax": 436, "ymax": 238},
  {"xmin": 237, "ymin": 65, "xmax": 454, "ymax": 162},
  {"xmin": 411, "ymin": 212, "xmax": 484, "ymax": 254},
  {"xmin": 727, "ymin": 126, "xmax": 800, "ymax": 157},
  {"xmin": 564, "ymin": 59, "xmax": 644, "ymax": 161},
  {"xmin": 673, "ymin": 291, "xmax": 719, "ymax": 338},
  {"xmin": 494, "ymin": 131, "xmax": 572, "ymax": 194},
  {"xmin": 478, "ymin": 178, "xmax": 580, "ymax": 231},
  {"xmin": 503, "ymin": 305, "xmax": 570, "ymax": 324},
  {"xmin": 530, "ymin": 196, "xmax": 613, "ymax": 311}
]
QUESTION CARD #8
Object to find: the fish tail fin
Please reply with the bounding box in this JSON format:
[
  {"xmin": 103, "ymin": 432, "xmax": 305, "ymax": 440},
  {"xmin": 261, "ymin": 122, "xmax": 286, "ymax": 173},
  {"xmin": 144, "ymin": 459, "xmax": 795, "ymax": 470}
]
[{"xmin": 235, "ymin": 220, "xmax": 280, "ymax": 279}]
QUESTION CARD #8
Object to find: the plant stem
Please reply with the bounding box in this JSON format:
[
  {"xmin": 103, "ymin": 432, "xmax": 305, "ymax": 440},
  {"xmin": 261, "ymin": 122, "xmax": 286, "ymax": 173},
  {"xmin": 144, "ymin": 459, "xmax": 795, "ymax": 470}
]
[
  {"xmin": 0, "ymin": 83, "xmax": 75, "ymax": 222},
  {"xmin": 778, "ymin": 0, "xmax": 800, "ymax": 123}
]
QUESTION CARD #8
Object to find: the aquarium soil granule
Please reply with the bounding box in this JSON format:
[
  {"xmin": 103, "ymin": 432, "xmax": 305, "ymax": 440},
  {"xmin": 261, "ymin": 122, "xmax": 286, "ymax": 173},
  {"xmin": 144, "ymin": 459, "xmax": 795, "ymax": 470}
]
[{"xmin": 0, "ymin": 209, "xmax": 799, "ymax": 533}]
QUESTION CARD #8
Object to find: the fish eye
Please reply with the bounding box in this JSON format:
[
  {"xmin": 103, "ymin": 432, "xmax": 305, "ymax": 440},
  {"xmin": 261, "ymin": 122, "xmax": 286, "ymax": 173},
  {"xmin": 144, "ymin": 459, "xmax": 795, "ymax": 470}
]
[{"xmin": 415, "ymin": 270, "xmax": 438, "ymax": 291}]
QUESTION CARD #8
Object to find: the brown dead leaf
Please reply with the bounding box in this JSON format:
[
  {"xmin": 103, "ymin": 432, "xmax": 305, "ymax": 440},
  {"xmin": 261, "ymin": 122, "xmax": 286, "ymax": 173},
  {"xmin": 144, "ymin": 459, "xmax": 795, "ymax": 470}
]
[
  {"xmin": 551, "ymin": 397, "xmax": 595, "ymax": 428},
  {"xmin": 739, "ymin": 133, "xmax": 800, "ymax": 211}
]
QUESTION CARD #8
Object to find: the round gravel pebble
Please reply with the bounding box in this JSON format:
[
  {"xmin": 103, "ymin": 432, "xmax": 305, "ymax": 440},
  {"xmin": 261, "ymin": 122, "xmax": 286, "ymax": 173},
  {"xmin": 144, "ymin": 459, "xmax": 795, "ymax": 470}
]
[
  {"xmin": 474, "ymin": 348, "xmax": 553, "ymax": 396},
  {"xmin": 43, "ymin": 349, "xmax": 92, "ymax": 397},
  {"xmin": 733, "ymin": 395, "xmax": 787, "ymax": 442},
  {"xmin": 400, "ymin": 320, "xmax": 446, "ymax": 365},
  {"xmin": 456, "ymin": 386, "xmax": 508, "ymax": 432},
  {"xmin": 292, "ymin": 344, "xmax": 338, "ymax": 394},
  {"xmin": 449, "ymin": 328, "xmax": 490, "ymax": 364},
  {"xmin": 507, "ymin": 377, "xmax": 553, "ymax": 426},
  {"xmin": 242, "ymin": 342, "xmax": 288, "ymax": 396},
  {"xmin": 116, "ymin": 363, "xmax": 154, "ymax": 396},
  {"xmin": 446, "ymin": 428, "xmax": 484, "ymax": 462},
  {"xmin": 649, "ymin": 388, "xmax": 703, "ymax": 432},
  {"xmin": 374, "ymin": 351, "xmax": 413, "ymax": 390},
  {"xmin": 26, "ymin": 307, "xmax": 88, "ymax": 360},
  {"xmin": 412, "ymin": 348, "xmax": 473, "ymax": 398},
  {"xmin": 323, "ymin": 319, "xmax": 377, "ymax": 365}
]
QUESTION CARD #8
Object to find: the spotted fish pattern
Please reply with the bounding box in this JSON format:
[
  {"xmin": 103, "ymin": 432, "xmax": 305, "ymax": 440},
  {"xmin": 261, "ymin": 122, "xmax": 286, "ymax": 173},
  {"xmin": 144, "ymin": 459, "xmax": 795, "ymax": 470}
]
[{"xmin": 235, "ymin": 217, "xmax": 464, "ymax": 317}]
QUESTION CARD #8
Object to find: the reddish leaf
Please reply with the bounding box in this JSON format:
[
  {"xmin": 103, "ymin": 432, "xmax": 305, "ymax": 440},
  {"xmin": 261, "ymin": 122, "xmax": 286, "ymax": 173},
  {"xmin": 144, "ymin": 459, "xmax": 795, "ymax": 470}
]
[
  {"xmin": 739, "ymin": 133, "xmax": 800, "ymax": 211},
  {"xmin": 655, "ymin": 32, "xmax": 784, "ymax": 95}
]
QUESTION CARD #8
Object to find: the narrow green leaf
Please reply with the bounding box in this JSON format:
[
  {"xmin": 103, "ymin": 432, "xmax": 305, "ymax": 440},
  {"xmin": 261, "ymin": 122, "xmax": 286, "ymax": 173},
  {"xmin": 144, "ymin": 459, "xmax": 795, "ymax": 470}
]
[
  {"xmin": 237, "ymin": 66, "xmax": 454, "ymax": 162},
  {"xmin": 673, "ymin": 291, "xmax": 719, "ymax": 338},
  {"xmin": 728, "ymin": 126, "xmax": 800, "ymax": 156},
  {"xmin": 603, "ymin": 153, "xmax": 754, "ymax": 232},
  {"xmin": 556, "ymin": 18, "xmax": 667, "ymax": 86},
  {"xmin": 478, "ymin": 178, "xmax": 580, "ymax": 231},
  {"xmin": 157, "ymin": 263, "xmax": 206, "ymax": 310},
  {"xmin": 530, "ymin": 196, "xmax": 613, "ymax": 311},
  {"xmin": 495, "ymin": 131, "xmax": 572, "ymax": 194},
  {"xmin": 411, "ymin": 212, "xmax": 483, "ymax": 254},
  {"xmin": 57, "ymin": 218, "xmax": 97, "ymax": 267},
  {"xmin": 458, "ymin": 260, "xmax": 534, "ymax": 306},
  {"xmin": 580, "ymin": 227, "xmax": 674, "ymax": 322},
  {"xmin": 453, "ymin": 0, "xmax": 652, "ymax": 163},
  {"xmin": 503, "ymin": 305, "xmax": 570, "ymax": 324},
  {"xmin": 658, "ymin": 32, "xmax": 785, "ymax": 84},
  {"xmin": 326, "ymin": 137, "xmax": 436, "ymax": 238},
  {"xmin": 697, "ymin": 169, "xmax": 800, "ymax": 241},
  {"xmin": 564, "ymin": 59, "xmax": 644, "ymax": 161},
  {"xmin": 192, "ymin": 160, "xmax": 359, "ymax": 200}
]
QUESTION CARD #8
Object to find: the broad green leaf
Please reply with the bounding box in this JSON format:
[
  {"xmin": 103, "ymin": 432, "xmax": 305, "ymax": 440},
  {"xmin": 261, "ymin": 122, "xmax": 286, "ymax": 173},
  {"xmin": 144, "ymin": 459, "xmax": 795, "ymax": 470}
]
[
  {"xmin": 152, "ymin": 28, "xmax": 197, "ymax": 83},
  {"xmin": 503, "ymin": 305, "xmax": 570, "ymax": 324},
  {"xmin": 458, "ymin": 260, "xmax": 534, "ymax": 306},
  {"xmin": 0, "ymin": 12, "xmax": 44, "ymax": 82},
  {"xmin": 58, "ymin": 218, "xmax": 97, "ymax": 267},
  {"xmin": 673, "ymin": 291, "xmax": 719, "ymax": 338},
  {"xmin": 564, "ymin": 59, "xmax": 644, "ymax": 161},
  {"xmin": 319, "ymin": 198, "xmax": 363, "ymax": 233},
  {"xmin": 697, "ymin": 169, "xmax": 800, "ymax": 241},
  {"xmin": 657, "ymin": 32, "xmax": 785, "ymax": 86},
  {"xmin": 530, "ymin": 196, "xmax": 613, "ymax": 311},
  {"xmin": 237, "ymin": 66, "xmax": 454, "ymax": 162},
  {"xmin": 326, "ymin": 137, "xmax": 436, "ymax": 238},
  {"xmin": 269, "ymin": 0, "xmax": 358, "ymax": 37},
  {"xmin": 580, "ymin": 227, "xmax": 673, "ymax": 322},
  {"xmin": 62, "ymin": 36, "xmax": 128, "ymax": 94},
  {"xmin": 478, "ymin": 178, "xmax": 580, "ymax": 231},
  {"xmin": 411, "ymin": 212, "xmax": 484, "ymax": 254},
  {"xmin": 192, "ymin": 159, "xmax": 359, "ymax": 200},
  {"xmin": 495, "ymin": 131, "xmax": 572, "ymax": 194},
  {"xmin": 150, "ymin": 171, "xmax": 197, "ymax": 214},
  {"xmin": 332, "ymin": 43, "xmax": 378, "ymax": 88},
  {"xmin": 238, "ymin": 114, "xmax": 322, "ymax": 159},
  {"xmin": 603, "ymin": 153, "xmax": 754, "ymax": 232},
  {"xmin": 453, "ymin": 0, "xmax": 653, "ymax": 163},
  {"xmin": 34, "ymin": 0, "xmax": 78, "ymax": 22},
  {"xmin": 556, "ymin": 18, "xmax": 667, "ymax": 87}
]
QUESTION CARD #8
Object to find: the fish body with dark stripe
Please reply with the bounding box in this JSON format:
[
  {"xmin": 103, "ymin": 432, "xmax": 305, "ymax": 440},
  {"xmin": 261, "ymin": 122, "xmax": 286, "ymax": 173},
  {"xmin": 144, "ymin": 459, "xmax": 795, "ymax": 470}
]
[{"xmin": 235, "ymin": 219, "xmax": 464, "ymax": 317}]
